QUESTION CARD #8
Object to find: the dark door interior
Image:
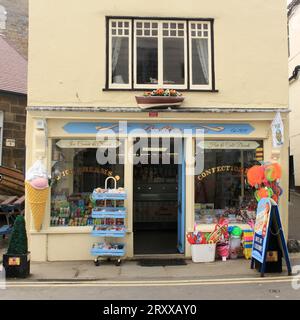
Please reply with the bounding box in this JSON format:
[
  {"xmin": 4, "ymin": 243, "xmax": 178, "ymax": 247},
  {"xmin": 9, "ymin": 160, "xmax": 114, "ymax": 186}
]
[{"xmin": 133, "ymin": 139, "xmax": 179, "ymax": 254}]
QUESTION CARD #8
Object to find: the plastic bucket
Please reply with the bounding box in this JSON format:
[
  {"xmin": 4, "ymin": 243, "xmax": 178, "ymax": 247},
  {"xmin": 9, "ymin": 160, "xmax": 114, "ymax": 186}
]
[
  {"xmin": 191, "ymin": 244, "xmax": 216, "ymax": 263},
  {"xmin": 229, "ymin": 236, "xmax": 241, "ymax": 259}
]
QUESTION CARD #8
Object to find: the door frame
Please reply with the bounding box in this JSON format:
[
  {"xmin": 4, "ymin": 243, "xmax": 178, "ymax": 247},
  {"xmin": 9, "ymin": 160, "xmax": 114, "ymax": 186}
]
[{"xmin": 177, "ymin": 138, "xmax": 185, "ymax": 253}]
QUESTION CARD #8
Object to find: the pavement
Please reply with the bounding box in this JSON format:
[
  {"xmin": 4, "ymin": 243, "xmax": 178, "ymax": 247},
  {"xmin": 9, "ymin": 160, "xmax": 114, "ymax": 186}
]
[
  {"xmin": 1, "ymin": 255, "xmax": 300, "ymax": 300},
  {"xmin": 0, "ymin": 192, "xmax": 300, "ymax": 299},
  {"xmin": 1, "ymin": 253, "xmax": 299, "ymax": 282},
  {"xmin": 289, "ymin": 191, "xmax": 300, "ymax": 240}
]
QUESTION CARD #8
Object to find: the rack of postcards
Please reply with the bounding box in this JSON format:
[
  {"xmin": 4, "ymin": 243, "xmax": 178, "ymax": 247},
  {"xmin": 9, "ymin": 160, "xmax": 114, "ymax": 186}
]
[{"xmin": 90, "ymin": 177, "xmax": 126, "ymax": 266}]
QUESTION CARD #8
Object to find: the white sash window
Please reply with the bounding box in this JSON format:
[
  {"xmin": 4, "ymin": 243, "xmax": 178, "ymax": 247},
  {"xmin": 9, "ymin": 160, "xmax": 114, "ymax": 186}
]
[{"xmin": 107, "ymin": 18, "xmax": 214, "ymax": 91}]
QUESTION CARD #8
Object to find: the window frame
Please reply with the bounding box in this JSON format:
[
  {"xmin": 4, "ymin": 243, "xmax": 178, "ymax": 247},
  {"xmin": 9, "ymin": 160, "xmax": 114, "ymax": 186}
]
[
  {"xmin": 108, "ymin": 18, "xmax": 132, "ymax": 89},
  {"xmin": 133, "ymin": 19, "xmax": 188, "ymax": 90},
  {"xmin": 105, "ymin": 16, "xmax": 216, "ymax": 92},
  {"xmin": 188, "ymin": 21, "xmax": 213, "ymax": 90}
]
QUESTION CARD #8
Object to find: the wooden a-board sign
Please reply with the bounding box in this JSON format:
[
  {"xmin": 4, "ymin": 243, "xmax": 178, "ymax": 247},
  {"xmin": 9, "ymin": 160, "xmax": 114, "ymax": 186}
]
[{"xmin": 251, "ymin": 198, "xmax": 292, "ymax": 277}]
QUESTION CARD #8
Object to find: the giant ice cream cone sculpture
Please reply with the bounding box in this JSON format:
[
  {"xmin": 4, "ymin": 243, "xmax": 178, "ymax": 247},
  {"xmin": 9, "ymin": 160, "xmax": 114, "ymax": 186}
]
[{"xmin": 26, "ymin": 178, "xmax": 49, "ymax": 232}]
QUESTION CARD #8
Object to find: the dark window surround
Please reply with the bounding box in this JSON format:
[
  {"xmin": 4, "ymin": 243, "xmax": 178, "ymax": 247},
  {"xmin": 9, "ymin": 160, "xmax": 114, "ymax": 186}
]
[{"xmin": 104, "ymin": 16, "xmax": 217, "ymax": 92}]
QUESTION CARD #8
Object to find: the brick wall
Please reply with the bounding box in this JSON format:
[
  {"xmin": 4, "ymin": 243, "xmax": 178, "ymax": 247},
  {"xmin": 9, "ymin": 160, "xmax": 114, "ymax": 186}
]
[
  {"xmin": 0, "ymin": 91, "xmax": 26, "ymax": 171},
  {"xmin": 0, "ymin": 0, "xmax": 28, "ymax": 58}
]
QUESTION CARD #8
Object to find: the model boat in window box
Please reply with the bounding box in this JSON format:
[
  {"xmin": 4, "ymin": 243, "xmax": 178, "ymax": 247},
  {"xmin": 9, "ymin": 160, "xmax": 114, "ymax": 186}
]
[{"xmin": 135, "ymin": 89, "xmax": 184, "ymax": 109}]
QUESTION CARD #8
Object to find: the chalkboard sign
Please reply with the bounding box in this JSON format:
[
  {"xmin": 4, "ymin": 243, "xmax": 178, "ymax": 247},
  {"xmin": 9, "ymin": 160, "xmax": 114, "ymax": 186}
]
[{"xmin": 251, "ymin": 198, "xmax": 292, "ymax": 277}]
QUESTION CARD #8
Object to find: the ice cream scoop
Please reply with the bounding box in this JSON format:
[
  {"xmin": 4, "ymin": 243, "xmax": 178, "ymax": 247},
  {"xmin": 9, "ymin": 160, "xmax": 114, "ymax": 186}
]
[{"xmin": 29, "ymin": 177, "xmax": 49, "ymax": 190}]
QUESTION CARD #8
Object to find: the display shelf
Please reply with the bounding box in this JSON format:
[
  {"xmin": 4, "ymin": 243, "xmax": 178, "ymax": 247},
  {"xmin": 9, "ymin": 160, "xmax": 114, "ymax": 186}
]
[
  {"xmin": 91, "ymin": 225, "xmax": 126, "ymax": 237},
  {"xmin": 92, "ymin": 207, "xmax": 126, "ymax": 219},
  {"xmin": 92, "ymin": 191, "xmax": 127, "ymax": 200},
  {"xmin": 134, "ymin": 199, "xmax": 177, "ymax": 202},
  {"xmin": 91, "ymin": 243, "xmax": 125, "ymax": 256}
]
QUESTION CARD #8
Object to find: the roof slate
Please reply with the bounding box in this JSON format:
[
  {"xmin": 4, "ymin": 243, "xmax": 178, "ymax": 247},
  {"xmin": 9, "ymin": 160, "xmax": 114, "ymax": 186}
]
[{"xmin": 0, "ymin": 35, "xmax": 27, "ymax": 95}]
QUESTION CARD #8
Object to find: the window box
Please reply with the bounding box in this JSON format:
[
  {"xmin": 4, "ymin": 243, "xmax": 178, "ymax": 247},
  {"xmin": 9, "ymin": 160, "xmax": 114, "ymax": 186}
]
[{"xmin": 135, "ymin": 95, "xmax": 184, "ymax": 109}]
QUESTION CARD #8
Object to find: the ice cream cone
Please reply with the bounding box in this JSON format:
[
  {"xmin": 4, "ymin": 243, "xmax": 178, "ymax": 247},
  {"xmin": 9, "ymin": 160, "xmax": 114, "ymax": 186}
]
[{"xmin": 25, "ymin": 182, "xmax": 49, "ymax": 231}]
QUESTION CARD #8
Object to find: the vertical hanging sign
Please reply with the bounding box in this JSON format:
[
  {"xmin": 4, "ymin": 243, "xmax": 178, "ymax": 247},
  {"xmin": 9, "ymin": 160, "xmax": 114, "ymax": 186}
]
[{"xmin": 271, "ymin": 112, "xmax": 284, "ymax": 148}]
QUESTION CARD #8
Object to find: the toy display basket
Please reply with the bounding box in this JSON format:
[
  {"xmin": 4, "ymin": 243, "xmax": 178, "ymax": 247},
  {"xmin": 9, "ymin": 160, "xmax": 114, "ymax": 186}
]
[{"xmin": 90, "ymin": 177, "xmax": 126, "ymax": 266}]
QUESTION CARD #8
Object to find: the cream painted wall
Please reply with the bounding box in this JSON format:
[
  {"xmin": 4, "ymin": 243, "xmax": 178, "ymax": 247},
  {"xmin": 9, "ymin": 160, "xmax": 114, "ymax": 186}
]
[
  {"xmin": 28, "ymin": 0, "xmax": 289, "ymax": 108},
  {"xmin": 288, "ymin": 4, "xmax": 300, "ymax": 186}
]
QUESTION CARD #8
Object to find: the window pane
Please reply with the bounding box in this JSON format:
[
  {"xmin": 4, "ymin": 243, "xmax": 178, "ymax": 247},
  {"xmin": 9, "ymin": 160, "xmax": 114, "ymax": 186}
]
[
  {"xmin": 111, "ymin": 37, "xmax": 129, "ymax": 84},
  {"xmin": 163, "ymin": 38, "xmax": 185, "ymax": 85},
  {"xmin": 191, "ymin": 38, "xmax": 209, "ymax": 85},
  {"xmin": 51, "ymin": 140, "xmax": 124, "ymax": 227},
  {"xmin": 194, "ymin": 142, "xmax": 263, "ymax": 224},
  {"xmin": 137, "ymin": 37, "xmax": 158, "ymax": 84}
]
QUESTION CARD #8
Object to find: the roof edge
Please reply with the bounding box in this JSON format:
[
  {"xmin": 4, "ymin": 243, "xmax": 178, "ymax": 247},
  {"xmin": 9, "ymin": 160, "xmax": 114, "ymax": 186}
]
[
  {"xmin": 0, "ymin": 89, "xmax": 27, "ymax": 96},
  {"xmin": 26, "ymin": 106, "xmax": 291, "ymax": 113}
]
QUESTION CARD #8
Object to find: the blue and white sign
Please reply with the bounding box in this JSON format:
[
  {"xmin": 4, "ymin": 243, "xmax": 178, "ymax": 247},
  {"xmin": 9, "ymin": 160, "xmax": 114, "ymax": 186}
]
[
  {"xmin": 251, "ymin": 198, "xmax": 292, "ymax": 276},
  {"xmin": 252, "ymin": 198, "xmax": 272, "ymax": 263},
  {"xmin": 63, "ymin": 122, "xmax": 254, "ymax": 135}
]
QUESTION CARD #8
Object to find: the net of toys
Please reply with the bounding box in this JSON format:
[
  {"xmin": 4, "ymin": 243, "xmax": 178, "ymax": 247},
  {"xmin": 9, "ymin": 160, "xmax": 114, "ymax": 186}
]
[{"xmin": 246, "ymin": 162, "xmax": 282, "ymax": 204}]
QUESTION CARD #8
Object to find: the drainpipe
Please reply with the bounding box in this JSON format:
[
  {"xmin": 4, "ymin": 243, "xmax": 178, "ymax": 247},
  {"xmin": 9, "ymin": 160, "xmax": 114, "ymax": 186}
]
[{"xmin": 289, "ymin": 65, "xmax": 300, "ymax": 82}]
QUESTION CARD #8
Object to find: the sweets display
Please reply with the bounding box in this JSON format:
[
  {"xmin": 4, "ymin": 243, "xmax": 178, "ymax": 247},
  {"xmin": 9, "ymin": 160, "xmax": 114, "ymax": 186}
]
[
  {"xmin": 195, "ymin": 202, "xmax": 257, "ymax": 225},
  {"xmin": 51, "ymin": 193, "xmax": 93, "ymax": 227}
]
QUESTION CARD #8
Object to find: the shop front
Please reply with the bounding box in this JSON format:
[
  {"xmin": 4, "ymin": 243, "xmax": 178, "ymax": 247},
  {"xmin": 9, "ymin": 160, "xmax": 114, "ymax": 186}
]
[{"xmin": 25, "ymin": 109, "xmax": 289, "ymax": 261}]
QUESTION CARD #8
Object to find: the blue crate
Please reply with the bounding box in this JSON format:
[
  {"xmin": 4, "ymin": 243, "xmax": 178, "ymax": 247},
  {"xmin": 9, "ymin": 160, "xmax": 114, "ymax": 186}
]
[
  {"xmin": 91, "ymin": 243, "xmax": 125, "ymax": 257},
  {"xmin": 92, "ymin": 208, "xmax": 126, "ymax": 219},
  {"xmin": 91, "ymin": 226, "xmax": 126, "ymax": 238},
  {"xmin": 92, "ymin": 191, "xmax": 127, "ymax": 200}
]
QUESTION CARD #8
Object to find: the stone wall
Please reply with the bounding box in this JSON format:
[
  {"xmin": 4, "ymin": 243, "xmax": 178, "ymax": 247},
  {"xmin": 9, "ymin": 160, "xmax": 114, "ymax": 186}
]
[
  {"xmin": 0, "ymin": 0, "xmax": 28, "ymax": 58},
  {"xmin": 0, "ymin": 91, "xmax": 26, "ymax": 171}
]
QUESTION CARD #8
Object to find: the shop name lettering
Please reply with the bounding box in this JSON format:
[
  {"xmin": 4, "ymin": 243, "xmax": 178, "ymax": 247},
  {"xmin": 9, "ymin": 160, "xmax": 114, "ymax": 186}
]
[
  {"xmin": 197, "ymin": 166, "xmax": 248, "ymax": 181},
  {"xmin": 103, "ymin": 304, "xmax": 197, "ymax": 317},
  {"xmin": 54, "ymin": 167, "xmax": 113, "ymax": 181}
]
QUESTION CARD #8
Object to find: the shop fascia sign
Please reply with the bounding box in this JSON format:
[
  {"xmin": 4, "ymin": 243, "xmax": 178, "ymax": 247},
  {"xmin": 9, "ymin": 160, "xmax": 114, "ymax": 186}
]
[
  {"xmin": 63, "ymin": 122, "xmax": 255, "ymax": 136},
  {"xmin": 202, "ymin": 141, "xmax": 260, "ymax": 150},
  {"xmin": 56, "ymin": 139, "xmax": 121, "ymax": 149}
]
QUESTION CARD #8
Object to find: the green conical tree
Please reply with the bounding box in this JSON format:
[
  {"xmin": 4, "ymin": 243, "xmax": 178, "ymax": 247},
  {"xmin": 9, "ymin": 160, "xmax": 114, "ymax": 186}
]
[{"xmin": 7, "ymin": 215, "xmax": 28, "ymax": 255}]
